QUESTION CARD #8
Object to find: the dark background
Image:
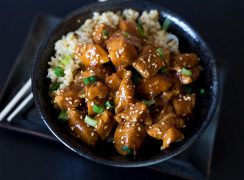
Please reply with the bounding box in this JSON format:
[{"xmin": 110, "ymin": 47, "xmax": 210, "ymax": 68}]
[{"xmin": 0, "ymin": 0, "xmax": 244, "ymax": 179}]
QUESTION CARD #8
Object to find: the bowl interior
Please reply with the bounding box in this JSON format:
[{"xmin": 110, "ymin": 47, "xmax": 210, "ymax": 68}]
[{"xmin": 32, "ymin": 0, "xmax": 219, "ymax": 167}]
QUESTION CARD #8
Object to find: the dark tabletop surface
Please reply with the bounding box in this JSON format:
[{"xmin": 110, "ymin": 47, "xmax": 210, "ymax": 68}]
[{"xmin": 0, "ymin": 0, "xmax": 244, "ymax": 179}]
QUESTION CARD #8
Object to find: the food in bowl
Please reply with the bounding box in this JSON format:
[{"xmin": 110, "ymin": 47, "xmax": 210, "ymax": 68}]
[{"xmin": 47, "ymin": 9, "xmax": 202, "ymax": 156}]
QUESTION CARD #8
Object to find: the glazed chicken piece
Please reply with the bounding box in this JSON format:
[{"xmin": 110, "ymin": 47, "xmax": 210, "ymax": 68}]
[
  {"xmin": 87, "ymin": 65, "xmax": 113, "ymax": 82},
  {"xmin": 106, "ymin": 32, "xmax": 138, "ymax": 68},
  {"xmin": 173, "ymin": 94, "xmax": 196, "ymax": 116},
  {"xmin": 92, "ymin": 23, "xmax": 115, "ymax": 45},
  {"xmin": 114, "ymin": 102, "xmax": 152, "ymax": 126},
  {"xmin": 172, "ymin": 53, "xmax": 201, "ymax": 85},
  {"xmin": 119, "ymin": 20, "xmax": 138, "ymax": 36},
  {"xmin": 94, "ymin": 110, "xmax": 114, "ymax": 140},
  {"xmin": 87, "ymin": 82, "xmax": 108, "ymax": 100},
  {"xmin": 151, "ymin": 103, "xmax": 174, "ymax": 123},
  {"xmin": 105, "ymin": 73, "xmax": 122, "ymax": 91},
  {"xmin": 162, "ymin": 127, "xmax": 184, "ymax": 149},
  {"xmin": 67, "ymin": 108, "xmax": 98, "ymax": 147},
  {"xmin": 114, "ymin": 70, "xmax": 134, "ymax": 113},
  {"xmin": 114, "ymin": 121, "xmax": 146, "ymax": 155},
  {"xmin": 178, "ymin": 65, "xmax": 202, "ymax": 84},
  {"xmin": 172, "ymin": 53, "xmax": 198, "ymax": 68},
  {"xmin": 54, "ymin": 85, "xmax": 82, "ymax": 110},
  {"xmin": 74, "ymin": 43, "xmax": 110, "ymax": 67},
  {"xmin": 132, "ymin": 45, "xmax": 165, "ymax": 78},
  {"xmin": 147, "ymin": 113, "xmax": 185, "ymax": 140},
  {"xmin": 138, "ymin": 74, "xmax": 172, "ymax": 98}
]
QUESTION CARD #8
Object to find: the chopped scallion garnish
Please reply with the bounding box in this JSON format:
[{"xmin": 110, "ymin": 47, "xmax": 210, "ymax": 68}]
[
  {"xmin": 181, "ymin": 68, "xmax": 192, "ymax": 76},
  {"xmin": 105, "ymin": 101, "xmax": 114, "ymax": 109},
  {"xmin": 83, "ymin": 76, "xmax": 97, "ymax": 85},
  {"xmin": 156, "ymin": 48, "xmax": 164, "ymax": 58},
  {"xmin": 142, "ymin": 99, "xmax": 156, "ymax": 107},
  {"xmin": 124, "ymin": 32, "xmax": 131, "ymax": 39},
  {"xmin": 54, "ymin": 67, "xmax": 65, "ymax": 77},
  {"xmin": 93, "ymin": 104, "xmax": 105, "ymax": 114},
  {"xmin": 160, "ymin": 67, "xmax": 168, "ymax": 73},
  {"xmin": 49, "ymin": 82, "xmax": 60, "ymax": 92},
  {"xmin": 102, "ymin": 29, "xmax": 109, "ymax": 38},
  {"xmin": 200, "ymin": 88, "xmax": 205, "ymax": 95},
  {"xmin": 61, "ymin": 55, "xmax": 71, "ymax": 65},
  {"xmin": 122, "ymin": 146, "xmax": 133, "ymax": 155},
  {"xmin": 162, "ymin": 18, "xmax": 171, "ymax": 31},
  {"xmin": 137, "ymin": 22, "xmax": 145, "ymax": 37},
  {"xmin": 84, "ymin": 115, "xmax": 97, "ymax": 127},
  {"xmin": 58, "ymin": 110, "xmax": 68, "ymax": 122}
]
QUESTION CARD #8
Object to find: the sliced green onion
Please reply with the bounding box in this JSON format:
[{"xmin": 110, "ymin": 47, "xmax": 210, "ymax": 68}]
[
  {"xmin": 84, "ymin": 115, "xmax": 97, "ymax": 127},
  {"xmin": 137, "ymin": 22, "xmax": 145, "ymax": 37},
  {"xmin": 58, "ymin": 110, "xmax": 68, "ymax": 122},
  {"xmin": 61, "ymin": 54, "xmax": 71, "ymax": 65},
  {"xmin": 102, "ymin": 29, "xmax": 109, "ymax": 38},
  {"xmin": 156, "ymin": 48, "xmax": 164, "ymax": 58},
  {"xmin": 93, "ymin": 104, "xmax": 105, "ymax": 114},
  {"xmin": 49, "ymin": 82, "xmax": 60, "ymax": 92},
  {"xmin": 122, "ymin": 146, "xmax": 133, "ymax": 155},
  {"xmin": 160, "ymin": 67, "xmax": 168, "ymax": 73},
  {"xmin": 105, "ymin": 101, "xmax": 114, "ymax": 109},
  {"xmin": 83, "ymin": 76, "xmax": 97, "ymax": 85},
  {"xmin": 54, "ymin": 67, "xmax": 65, "ymax": 77},
  {"xmin": 123, "ymin": 32, "xmax": 131, "ymax": 39},
  {"xmin": 142, "ymin": 99, "xmax": 156, "ymax": 107},
  {"xmin": 162, "ymin": 18, "xmax": 171, "ymax": 31},
  {"xmin": 181, "ymin": 68, "xmax": 192, "ymax": 76},
  {"xmin": 200, "ymin": 88, "xmax": 205, "ymax": 95},
  {"xmin": 183, "ymin": 86, "xmax": 192, "ymax": 94}
]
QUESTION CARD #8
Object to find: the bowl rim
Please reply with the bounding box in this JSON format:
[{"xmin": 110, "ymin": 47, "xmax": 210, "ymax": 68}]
[{"xmin": 32, "ymin": 0, "xmax": 219, "ymax": 167}]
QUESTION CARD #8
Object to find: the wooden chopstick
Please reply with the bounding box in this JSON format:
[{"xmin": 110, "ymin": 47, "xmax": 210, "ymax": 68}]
[
  {"xmin": 0, "ymin": 78, "xmax": 32, "ymax": 121},
  {"xmin": 6, "ymin": 93, "xmax": 33, "ymax": 122}
]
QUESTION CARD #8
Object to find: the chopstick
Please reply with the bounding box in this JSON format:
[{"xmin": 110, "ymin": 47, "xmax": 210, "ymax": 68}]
[
  {"xmin": 6, "ymin": 93, "xmax": 33, "ymax": 122},
  {"xmin": 0, "ymin": 78, "xmax": 32, "ymax": 121}
]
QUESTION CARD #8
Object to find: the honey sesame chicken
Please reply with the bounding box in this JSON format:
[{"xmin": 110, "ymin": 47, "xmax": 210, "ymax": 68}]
[{"xmin": 49, "ymin": 12, "xmax": 202, "ymax": 156}]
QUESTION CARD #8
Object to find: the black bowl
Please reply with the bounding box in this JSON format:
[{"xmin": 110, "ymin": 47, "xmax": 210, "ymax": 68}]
[{"xmin": 32, "ymin": 0, "xmax": 219, "ymax": 167}]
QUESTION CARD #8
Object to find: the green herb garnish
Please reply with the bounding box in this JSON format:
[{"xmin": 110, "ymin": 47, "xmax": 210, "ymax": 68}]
[
  {"xmin": 93, "ymin": 104, "xmax": 105, "ymax": 114},
  {"xmin": 160, "ymin": 67, "xmax": 168, "ymax": 74},
  {"xmin": 124, "ymin": 32, "xmax": 131, "ymax": 39},
  {"xmin": 84, "ymin": 115, "xmax": 97, "ymax": 127},
  {"xmin": 122, "ymin": 146, "xmax": 133, "ymax": 155},
  {"xmin": 105, "ymin": 101, "xmax": 114, "ymax": 109},
  {"xmin": 181, "ymin": 68, "xmax": 192, "ymax": 76},
  {"xmin": 156, "ymin": 48, "xmax": 164, "ymax": 58},
  {"xmin": 200, "ymin": 88, "xmax": 205, "ymax": 95},
  {"xmin": 102, "ymin": 29, "xmax": 109, "ymax": 38},
  {"xmin": 137, "ymin": 22, "xmax": 145, "ymax": 37},
  {"xmin": 162, "ymin": 18, "xmax": 171, "ymax": 31},
  {"xmin": 58, "ymin": 110, "xmax": 68, "ymax": 122},
  {"xmin": 83, "ymin": 76, "xmax": 97, "ymax": 85},
  {"xmin": 54, "ymin": 67, "xmax": 65, "ymax": 77},
  {"xmin": 49, "ymin": 82, "xmax": 60, "ymax": 92},
  {"xmin": 61, "ymin": 54, "xmax": 71, "ymax": 65},
  {"xmin": 142, "ymin": 99, "xmax": 156, "ymax": 107}
]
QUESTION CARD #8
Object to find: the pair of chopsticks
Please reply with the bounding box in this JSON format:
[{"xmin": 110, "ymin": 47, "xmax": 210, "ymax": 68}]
[{"xmin": 0, "ymin": 78, "xmax": 33, "ymax": 122}]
